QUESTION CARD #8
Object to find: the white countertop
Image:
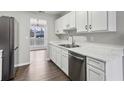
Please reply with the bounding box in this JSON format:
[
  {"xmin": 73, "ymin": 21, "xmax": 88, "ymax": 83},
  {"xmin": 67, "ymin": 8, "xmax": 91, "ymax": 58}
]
[
  {"xmin": 49, "ymin": 41, "xmax": 124, "ymax": 62},
  {"xmin": 0, "ymin": 50, "xmax": 3, "ymax": 58},
  {"xmin": 49, "ymin": 41, "xmax": 124, "ymax": 80}
]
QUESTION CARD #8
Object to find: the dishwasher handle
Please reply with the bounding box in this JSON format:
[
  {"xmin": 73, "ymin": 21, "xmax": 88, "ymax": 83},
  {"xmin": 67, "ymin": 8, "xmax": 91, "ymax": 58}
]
[{"xmin": 69, "ymin": 53, "xmax": 85, "ymax": 61}]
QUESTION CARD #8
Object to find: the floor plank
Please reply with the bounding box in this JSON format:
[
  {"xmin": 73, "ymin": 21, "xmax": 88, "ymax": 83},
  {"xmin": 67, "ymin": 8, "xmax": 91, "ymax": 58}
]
[{"xmin": 13, "ymin": 50, "xmax": 70, "ymax": 81}]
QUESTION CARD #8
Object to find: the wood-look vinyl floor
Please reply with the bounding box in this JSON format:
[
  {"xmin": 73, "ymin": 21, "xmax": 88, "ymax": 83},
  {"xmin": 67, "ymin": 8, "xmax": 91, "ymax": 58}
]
[{"xmin": 13, "ymin": 50, "xmax": 70, "ymax": 81}]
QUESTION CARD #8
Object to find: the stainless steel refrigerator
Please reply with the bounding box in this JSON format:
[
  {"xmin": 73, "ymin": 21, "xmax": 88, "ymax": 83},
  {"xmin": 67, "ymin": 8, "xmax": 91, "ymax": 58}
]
[{"xmin": 0, "ymin": 16, "xmax": 19, "ymax": 81}]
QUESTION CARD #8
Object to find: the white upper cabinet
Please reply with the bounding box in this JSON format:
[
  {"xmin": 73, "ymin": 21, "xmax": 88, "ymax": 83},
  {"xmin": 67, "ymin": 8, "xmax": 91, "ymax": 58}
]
[
  {"xmin": 63, "ymin": 11, "xmax": 75, "ymax": 29},
  {"xmin": 55, "ymin": 11, "xmax": 116, "ymax": 34},
  {"xmin": 68, "ymin": 11, "xmax": 76, "ymax": 29},
  {"xmin": 75, "ymin": 11, "xmax": 116, "ymax": 32},
  {"xmin": 108, "ymin": 11, "xmax": 116, "ymax": 32},
  {"xmin": 55, "ymin": 11, "xmax": 76, "ymax": 34},
  {"xmin": 55, "ymin": 19, "xmax": 59, "ymax": 34},
  {"xmin": 89, "ymin": 11, "xmax": 108, "ymax": 31},
  {"xmin": 76, "ymin": 11, "xmax": 88, "ymax": 32},
  {"xmin": 55, "ymin": 17, "xmax": 64, "ymax": 34}
]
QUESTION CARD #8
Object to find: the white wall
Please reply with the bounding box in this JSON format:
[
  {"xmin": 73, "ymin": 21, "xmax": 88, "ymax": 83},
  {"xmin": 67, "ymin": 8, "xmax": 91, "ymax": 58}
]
[{"xmin": 0, "ymin": 11, "xmax": 59, "ymax": 66}]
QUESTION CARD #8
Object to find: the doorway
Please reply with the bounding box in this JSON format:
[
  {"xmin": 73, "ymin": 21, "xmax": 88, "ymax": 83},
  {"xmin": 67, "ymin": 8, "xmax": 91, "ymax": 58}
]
[{"xmin": 30, "ymin": 18, "xmax": 47, "ymax": 50}]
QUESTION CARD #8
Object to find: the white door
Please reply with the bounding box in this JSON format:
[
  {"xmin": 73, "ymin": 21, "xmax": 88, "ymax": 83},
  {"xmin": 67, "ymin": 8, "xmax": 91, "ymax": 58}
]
[
  {"xmin": 89, "ymin": 11, "xmax": 107, "ymax": 31},
  {"xmin": 87, "ymin": 65, "xmax": 105, "ymax": 81},
  {"xmin": 76, "ymin": 11, "xmax": 88, "ymax": 32}
]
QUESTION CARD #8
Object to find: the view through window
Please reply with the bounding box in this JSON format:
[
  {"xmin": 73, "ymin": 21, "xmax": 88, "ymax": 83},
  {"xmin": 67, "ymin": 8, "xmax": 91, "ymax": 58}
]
[{"xmin": 30, "ymin": 18, "xmax": 47, "ymax": 50}]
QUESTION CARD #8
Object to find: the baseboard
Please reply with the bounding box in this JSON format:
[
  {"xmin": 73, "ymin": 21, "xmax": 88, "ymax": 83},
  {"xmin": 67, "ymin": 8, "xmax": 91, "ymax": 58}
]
[{"xmin": 14, "ymin": 62, "xmax": 30, "ymax": 67}]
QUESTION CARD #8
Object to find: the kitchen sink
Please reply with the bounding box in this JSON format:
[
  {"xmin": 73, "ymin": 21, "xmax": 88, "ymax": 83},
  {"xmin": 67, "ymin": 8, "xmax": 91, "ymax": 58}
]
[{"xmin": 59, "ymin": 44, "xmax": 80, "ymax": 48}]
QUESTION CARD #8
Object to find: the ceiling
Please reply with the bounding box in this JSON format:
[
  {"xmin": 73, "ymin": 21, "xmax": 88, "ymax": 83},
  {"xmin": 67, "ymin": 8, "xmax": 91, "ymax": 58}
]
[{"xmin": 38, "ymin": 11, "xmax": 70, "ymax": 17}]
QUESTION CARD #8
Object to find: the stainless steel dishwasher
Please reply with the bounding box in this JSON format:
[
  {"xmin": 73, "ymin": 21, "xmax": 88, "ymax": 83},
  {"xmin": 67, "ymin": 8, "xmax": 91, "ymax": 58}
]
[{"xmin": 69, "ymin": 51, "xmax": 86, "ymax": 81}]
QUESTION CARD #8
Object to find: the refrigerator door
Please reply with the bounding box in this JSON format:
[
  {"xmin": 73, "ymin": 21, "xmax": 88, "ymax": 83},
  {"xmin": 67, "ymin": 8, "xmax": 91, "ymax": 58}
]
[
  {"xmin": 0, "ymin": 16, "xmax": 10, "ymax": 80},
  {"xmin": 9, "ymin": 17, "xmax": 15, "ymax": 80}
]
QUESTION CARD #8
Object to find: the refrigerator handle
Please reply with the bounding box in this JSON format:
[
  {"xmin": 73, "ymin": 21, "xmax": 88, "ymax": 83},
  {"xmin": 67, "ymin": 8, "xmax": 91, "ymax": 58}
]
[{"xmin": 13, "ymin": 47, "xmax": 19, "ymax": 50}]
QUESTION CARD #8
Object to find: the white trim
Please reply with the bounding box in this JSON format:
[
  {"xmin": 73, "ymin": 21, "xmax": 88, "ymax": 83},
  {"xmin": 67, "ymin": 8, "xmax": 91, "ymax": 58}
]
[{"xmin": 14, "ymin": 62, "xmax": 30, "ymax": 67}]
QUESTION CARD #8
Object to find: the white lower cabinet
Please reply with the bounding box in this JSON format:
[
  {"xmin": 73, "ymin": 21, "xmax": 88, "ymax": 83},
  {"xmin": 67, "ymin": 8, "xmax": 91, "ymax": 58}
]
[
  {"xmin": 87, "ymin": 57, "xmax": 105, "ymax": 81},
  {"xmin": 56, "ymin": 47, "xmax": 62, "ymax": 68},
  {"xmin": 49, "ymin": 44, "xmax": 106, "ymax": 80},
  {"xmin": 87, "ymin": 65, "xmax": 105, "ymax": 81},
  {"xmin": 51, "ymin": 46, "xmax": 58, "ymax": 64},
  {"xmin": 49, "ymin": 44, "xmax": 69, "ymax": 76}
]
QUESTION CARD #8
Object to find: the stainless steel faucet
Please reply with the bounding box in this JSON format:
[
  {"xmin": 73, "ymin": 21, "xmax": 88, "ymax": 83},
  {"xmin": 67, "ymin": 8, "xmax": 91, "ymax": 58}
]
[
  {"xmin": 67, "ymin": 32, "xmax": 75, "ymax": 46},
  {"xmin": 71, "ymin": 36, "xmax": 75, "ymax": 46}
]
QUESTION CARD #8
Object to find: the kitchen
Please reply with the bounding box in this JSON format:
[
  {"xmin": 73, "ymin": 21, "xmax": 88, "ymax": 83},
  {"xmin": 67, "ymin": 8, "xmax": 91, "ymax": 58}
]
[
  {"xmin": 0, "ymin": 11, "xmax": 124, "ymax": 81},
  {"xmin": 49, "ymin": 11, "xmax": 124, "ymax": 81}
]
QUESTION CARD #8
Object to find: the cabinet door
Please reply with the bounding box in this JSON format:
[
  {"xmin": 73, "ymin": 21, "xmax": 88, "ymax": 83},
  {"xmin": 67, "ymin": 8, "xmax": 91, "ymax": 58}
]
[
  {"xmin": 61, "ymin": 52, "xmax": 68, "ymax": 75},
  {"xmin": 55, "ymin": 18, "xmax": 64, "ymax": 34},
  {"xmin": 53, "ymin": 46, "xmax": 57, "ymax": 64},
  {"xmin": 76, "ymin": 11, "xmax": 88, "ymax": 32},
  {"xmin": 108, "ymin": 11, "xmax": 116, "ymax": 32},
  {"xmin": 55, "ymin": 19, "xmax": 59, "ymax": 34},
  {"xmin": 56, "ymin": 48, "xmax": 61, "ymax": 68},
  {"xmin": 51, "ymin": 46, "xmax": 56, "ymax": 63},
  {"xmin": 49, "ymin": 45, "xmax": 52, "ymax": 60},
  {"xmin": 51, "ymin": 46, "xmax": 54, "ymax": 61},
  {"xmin": 63, "ymin": 11, "xmax": 75, "ymax": 29},
  {"xmin": 68, "ymin": 11, "xmax": 75, "ymax": 28},
  {"xmin": 0, "ymin": 57, "xmax": 2, "ymax": 81},
  {"xmin": 89, "ymin": 11, "xmax": 107, "ymax": 31},
  {"xmin": 87, "ymin": 65, "xmax": 105, "ymax": 81}
]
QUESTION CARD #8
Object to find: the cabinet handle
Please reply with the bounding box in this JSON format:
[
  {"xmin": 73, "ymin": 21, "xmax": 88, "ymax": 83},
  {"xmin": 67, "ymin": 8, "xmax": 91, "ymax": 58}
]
[
  {"xmin": 89, "ymin": 25, "xmax": 92, "ymax": 29},
  {"xmin": 69, "ymin": 53, "xmax": 84, "ymax": 61},
  {"xmin": 85, "ymin": 25, "xmax": 88, "ymax": 30}
]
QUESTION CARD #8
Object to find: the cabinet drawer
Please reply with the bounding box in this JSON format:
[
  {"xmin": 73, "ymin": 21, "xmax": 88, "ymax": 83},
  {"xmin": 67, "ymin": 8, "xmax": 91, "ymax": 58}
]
[
  {"xmin": 87, "ymin": 64, "xmax": 105, "ymax": 81},
  {"xmin": 87, "ymin": 57, "xmax": 105, "ymax": 71}
]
